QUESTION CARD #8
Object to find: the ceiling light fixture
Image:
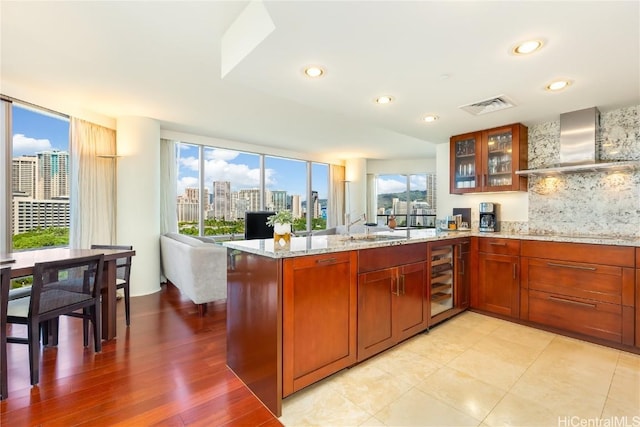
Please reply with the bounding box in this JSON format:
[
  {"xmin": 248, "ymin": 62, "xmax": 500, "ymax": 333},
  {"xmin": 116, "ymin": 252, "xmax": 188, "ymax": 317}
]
[
  {"xmin": 546, "ymin": 79, "xmax": 571, "ymax": 92},
  {"xmin": 375, "ymin": 95, "xmax": 394, "ymax": 104},
  {"xmin": 423, "ymin": 115, "xmax": 438, "ymax": 123},
  {"xmin": 303, "ymin": 66, "xmax": 324, "ymax": 78},
  {"xmin": 512, "ymin": 39, "xmax": 543, "ymax": 55}
]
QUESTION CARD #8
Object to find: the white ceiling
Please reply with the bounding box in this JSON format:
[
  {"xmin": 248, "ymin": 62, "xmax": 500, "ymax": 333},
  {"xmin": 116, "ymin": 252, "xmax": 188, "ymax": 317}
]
[{"xmin": 1, "ymin": 1, "xmax": 638, "ymax": 160}]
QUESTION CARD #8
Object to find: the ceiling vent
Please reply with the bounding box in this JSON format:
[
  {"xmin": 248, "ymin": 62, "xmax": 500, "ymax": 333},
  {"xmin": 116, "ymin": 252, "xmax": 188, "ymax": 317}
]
[{"xmin": 459, "ymin": 95, "xmax": 516, "ymax": 115}]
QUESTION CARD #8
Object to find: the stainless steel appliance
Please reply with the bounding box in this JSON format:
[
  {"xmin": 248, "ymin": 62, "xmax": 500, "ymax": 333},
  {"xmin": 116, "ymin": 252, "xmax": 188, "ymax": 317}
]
[{"xmin": 479, "ymin": 202, "xmax": 498, "ymax": 232}]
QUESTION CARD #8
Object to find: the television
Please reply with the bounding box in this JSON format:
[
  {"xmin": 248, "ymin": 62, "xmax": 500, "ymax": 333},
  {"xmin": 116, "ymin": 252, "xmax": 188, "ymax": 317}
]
[{"xmin": 244, "ymin": 211, "xmax": 275, "ymax": 240}]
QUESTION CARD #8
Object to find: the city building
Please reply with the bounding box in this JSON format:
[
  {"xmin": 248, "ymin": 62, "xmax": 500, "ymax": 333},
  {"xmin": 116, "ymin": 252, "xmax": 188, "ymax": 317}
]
[{"xmin": 212, "ymin": 181, "xmax": 231, "ymax": 220}]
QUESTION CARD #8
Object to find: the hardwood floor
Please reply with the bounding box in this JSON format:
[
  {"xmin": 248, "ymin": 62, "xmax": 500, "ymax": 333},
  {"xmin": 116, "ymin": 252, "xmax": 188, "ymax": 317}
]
[{"xmin": 1, "ymin": 283, "xmax": 283, "ymax": 426}]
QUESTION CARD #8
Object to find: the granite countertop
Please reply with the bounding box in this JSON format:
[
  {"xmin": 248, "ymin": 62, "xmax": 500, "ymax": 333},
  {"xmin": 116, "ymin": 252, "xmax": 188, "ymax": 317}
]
[{"xmin": 222, "ymin": 229, "xmax": 640, "ymax": 258}]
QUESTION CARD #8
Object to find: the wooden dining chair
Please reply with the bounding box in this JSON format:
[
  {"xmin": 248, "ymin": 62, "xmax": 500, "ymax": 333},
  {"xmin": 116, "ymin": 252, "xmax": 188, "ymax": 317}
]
[
  {"xmin": 6, "ymin": 254, "xmax": 104, "ymax": 386},
  {"xmin": 0, "ymin": 267, "xmax": 10, "ymax": 400},
  {"xmin": 91, "ymin": 244, "xmax": 133, "ymax": 326}
]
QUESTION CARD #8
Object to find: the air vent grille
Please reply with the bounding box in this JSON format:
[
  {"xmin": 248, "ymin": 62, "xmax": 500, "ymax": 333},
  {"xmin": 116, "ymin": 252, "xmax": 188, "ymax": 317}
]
[{"xmin": 459, "ymin": 95, "xmax": 516, "ymax": 115}]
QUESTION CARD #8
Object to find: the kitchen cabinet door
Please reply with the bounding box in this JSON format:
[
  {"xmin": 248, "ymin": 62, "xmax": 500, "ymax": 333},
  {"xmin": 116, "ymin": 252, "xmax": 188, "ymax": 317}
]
[
  {"xmin": 283, "ymin": 251, "xmax": 357, "ymax": 396},
  {"xmin": 394, "ymin": 261, "xmax": 428, "ymax": 342},
  {"xmin": 477, "ymin": 253, "xmax": 520, "ymax": 318},
  {"xmin": 455, "ymin": 239, "xmax": 471, "ymax": 310},
  {"xmin": 357, "ymin": 260, "xmax": 428, "ymax": 361},
  {"xmin": 357, "ymin": 267, "xmax": 396, "ymax": 361},
  {"xmin": 450, "ymin": 123, "xmax": 528, "ymax": 194},
  {"xmin": 450, "ymin": 131, "xmax": 481, "ymax": 194}
]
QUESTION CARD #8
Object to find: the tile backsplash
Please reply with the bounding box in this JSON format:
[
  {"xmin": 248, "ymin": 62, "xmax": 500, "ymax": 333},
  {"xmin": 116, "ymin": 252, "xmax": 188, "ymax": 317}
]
[{"xmin": 526, "ymin": 105, "xmax": 640, "ymax": 238}]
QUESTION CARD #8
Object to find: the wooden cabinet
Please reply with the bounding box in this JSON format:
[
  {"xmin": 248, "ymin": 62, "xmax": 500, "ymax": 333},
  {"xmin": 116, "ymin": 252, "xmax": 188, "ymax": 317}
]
[
  {"xmin": 455, "ymin": 238, "xmax": 471, "ymax": 310},
  {"xmin": 520, "ymin": 241, "xmax": 635, "ymax": 346},
  {"xmin": 357, "ymin": 243, "xmax": 428, "ymax": 361},
  {"xmin": 636, "ymin": 248, "xmax": 640, "ymax": 347},
  {"xmin": 474, "ymin": 237, "xmax": 521, "ymax": 318},
  {"xmin": 282, "ymin": 251, "xmax": 357, "ymax": 396},
  {"xmin": 450, "ymin": 123, "xmax": 528, "ymax": 194}
]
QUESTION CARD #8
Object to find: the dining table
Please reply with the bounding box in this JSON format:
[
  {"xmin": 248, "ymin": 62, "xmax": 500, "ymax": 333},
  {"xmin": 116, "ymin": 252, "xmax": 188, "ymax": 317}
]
[{"xmin": 1, "ymin": 247, "xmax": 136, "ymax": 340}]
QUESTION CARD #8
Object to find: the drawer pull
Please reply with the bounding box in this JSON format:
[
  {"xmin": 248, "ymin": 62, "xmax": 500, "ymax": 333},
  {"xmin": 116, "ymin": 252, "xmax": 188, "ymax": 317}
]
[
  {"xmin": 546, "ymin": 262, "xmax": 596, "ymax": 271},
  {"xmin": 316, "ymin": 257, "xmax": 337, "ymax": 264},
  {"xmin": 392, "ymin": 276, "xmax": 401, "ymax": 296},
  {"xmin": 489, "ymin": 242, "xmax": 507, "ymax": 246},
  {"xmin": 548, "ymin": 296, "xmax": 597, "ymax": 309}
]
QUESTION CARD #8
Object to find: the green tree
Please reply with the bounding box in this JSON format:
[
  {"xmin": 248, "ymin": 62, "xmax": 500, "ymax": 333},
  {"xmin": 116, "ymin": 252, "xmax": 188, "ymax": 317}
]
[{"xmin": 13, "ymin": 227, "xmax": 69, "ymax": 250}]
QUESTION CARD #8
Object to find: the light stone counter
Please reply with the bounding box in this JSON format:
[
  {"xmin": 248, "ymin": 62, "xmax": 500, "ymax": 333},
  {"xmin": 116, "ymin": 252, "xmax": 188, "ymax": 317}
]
[{"xmin": 222, "ymin": 229, "xmax": 639, "ymax": 258}]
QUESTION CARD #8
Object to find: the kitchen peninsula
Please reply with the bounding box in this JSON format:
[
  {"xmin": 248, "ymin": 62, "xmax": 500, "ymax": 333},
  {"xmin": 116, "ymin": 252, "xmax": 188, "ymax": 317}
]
[{"xmin": 223, "ymin": 231, "xmax": 640, "ymax": 417}]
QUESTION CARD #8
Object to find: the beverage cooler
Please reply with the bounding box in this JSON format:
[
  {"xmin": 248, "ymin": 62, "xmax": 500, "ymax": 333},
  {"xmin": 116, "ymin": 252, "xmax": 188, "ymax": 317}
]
[{"xmin": 430, "ymin": 244, "xmax": 454, "ymax": 317}]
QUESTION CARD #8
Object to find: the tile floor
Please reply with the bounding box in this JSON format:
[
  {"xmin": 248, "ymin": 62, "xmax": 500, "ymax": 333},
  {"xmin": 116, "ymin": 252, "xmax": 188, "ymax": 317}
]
[{"xmin": 279, "ymin": 311, "xmax": 640, "ymax": 427}]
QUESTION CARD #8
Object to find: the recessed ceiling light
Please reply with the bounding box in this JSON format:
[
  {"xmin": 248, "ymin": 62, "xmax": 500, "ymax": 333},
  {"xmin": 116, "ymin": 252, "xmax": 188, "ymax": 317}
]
[
  {"xmin": 423, "ymin": 115, "xmax": 439, "ymax": 123},
  {"xmin": 546, "ymin": 79, "xmax": 571, "ymax": 92},
  {"xmin": 375, "ymin": 95, "xmax": 394, "ymax": 104},
  {"xmin": 512, "ymin": 39, "xmax": 543, "ymax": 55},
  {"xmin": 303, "ymin": 66, "xmax": 324, "ymax": 78}
]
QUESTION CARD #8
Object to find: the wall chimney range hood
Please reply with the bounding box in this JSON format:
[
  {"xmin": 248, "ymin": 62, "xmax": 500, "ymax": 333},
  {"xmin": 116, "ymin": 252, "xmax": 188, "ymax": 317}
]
[{"xmin": 516, "ymin": 107, "xmax": 640, "ymax": 176}]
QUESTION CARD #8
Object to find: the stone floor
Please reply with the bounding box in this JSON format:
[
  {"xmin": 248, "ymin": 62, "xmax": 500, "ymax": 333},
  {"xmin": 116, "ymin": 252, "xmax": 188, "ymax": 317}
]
[{"xmin": 279, "ymin": 311, "xmax": 640, "ymax": 427}]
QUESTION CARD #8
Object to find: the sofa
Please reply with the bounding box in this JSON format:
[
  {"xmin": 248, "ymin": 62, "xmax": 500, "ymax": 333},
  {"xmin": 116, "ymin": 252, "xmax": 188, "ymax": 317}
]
[{"xmin": 159, "ymin": 232, "xmax": 227, "ymax": 315}]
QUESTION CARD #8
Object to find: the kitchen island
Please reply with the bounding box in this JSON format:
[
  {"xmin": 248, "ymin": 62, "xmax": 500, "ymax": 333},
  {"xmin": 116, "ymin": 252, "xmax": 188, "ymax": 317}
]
[{"xmin": 223, "ymin": 230, "xmax": 639, "ymax": 417}]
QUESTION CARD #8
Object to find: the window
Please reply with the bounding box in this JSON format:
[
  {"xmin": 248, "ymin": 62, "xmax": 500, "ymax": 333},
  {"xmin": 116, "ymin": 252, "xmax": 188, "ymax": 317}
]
[
  {"xmin": 174, "ymin": 142, "xmax": 331, "ymax": 239},
  {"xmin": 376, "ymin": 173, "xmax": 436, "ymax": 228},
  {"xmin": 7, "ymin": 102, "xmax": 70, "ymax": 250}
]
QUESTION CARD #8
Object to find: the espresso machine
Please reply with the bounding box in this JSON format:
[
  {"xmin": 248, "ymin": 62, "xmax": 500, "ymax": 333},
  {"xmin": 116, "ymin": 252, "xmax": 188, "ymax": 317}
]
[{"xmin": 479, "ymin": 202, "xmax": 498, "ymax": 232}]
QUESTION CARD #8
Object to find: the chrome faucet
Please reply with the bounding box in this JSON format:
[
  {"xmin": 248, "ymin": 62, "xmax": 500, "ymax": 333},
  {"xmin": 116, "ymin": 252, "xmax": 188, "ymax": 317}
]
[{"xmin": 346, "ymin": 213, "xmax": 366, "ymax": 235}]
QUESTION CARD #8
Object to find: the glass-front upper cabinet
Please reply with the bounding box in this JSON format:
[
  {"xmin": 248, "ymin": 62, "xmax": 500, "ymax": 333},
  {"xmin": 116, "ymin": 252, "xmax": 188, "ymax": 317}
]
[
  {"xmin": 450, "ymin": 132, "xmax": 480, "ymax": 194},
  {"xmin": 450, "ymin": 123, "xmax": 528, "ymax": 194}
]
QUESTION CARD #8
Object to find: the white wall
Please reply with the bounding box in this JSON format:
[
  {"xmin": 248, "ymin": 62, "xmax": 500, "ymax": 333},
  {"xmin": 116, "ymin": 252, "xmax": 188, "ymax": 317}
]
[{"xmin": 117, "ymin": 117, "xmax": 161, "ymax": 296}]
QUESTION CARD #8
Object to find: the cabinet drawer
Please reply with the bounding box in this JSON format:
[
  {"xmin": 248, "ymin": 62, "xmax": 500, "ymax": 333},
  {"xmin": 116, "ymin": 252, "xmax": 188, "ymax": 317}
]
[
  {"xmin": 285, "ymin": 251, "xmax": 352, "ymax": 270},
  {"xmin": 358, "ymin": 243, "xmax": 426, "ymax": 273},
  {"xmin": 524, "ymin": 258, "xmax": 624, "ymax": 305},
  {"xmin": 521, "ymin": 240, "xmax": 635, "ymax": 268},
  {"xmin": 478, "ymin": 237, "xmax": 520, "ymax": 256},
  {"xmin": 528, "ymin": 289, "xmax": 623, "ymax": 344}
]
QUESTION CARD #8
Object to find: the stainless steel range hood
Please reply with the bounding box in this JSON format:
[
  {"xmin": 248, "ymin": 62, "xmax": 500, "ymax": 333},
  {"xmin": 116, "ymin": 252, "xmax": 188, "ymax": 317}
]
[{"xmin": 516, "ymin": 107, "xmax": 640, "ymax": 176}]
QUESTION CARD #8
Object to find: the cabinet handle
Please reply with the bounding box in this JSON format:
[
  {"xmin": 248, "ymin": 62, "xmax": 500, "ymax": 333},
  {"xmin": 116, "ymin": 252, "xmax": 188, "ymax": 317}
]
[
  {"xmin": 482, "ymin": 174, "xmax": 486, "ymax": 187},
  {"xmin": 513, "ymin": 263, "xmax": 517, "ymax": 279},
  {"xmin": 548, "ymin": 295, "xmax": 597, "ymax": 309},
  {"xmin": 401, "ymin": 274, "xmax": 406, "ymax": 295},
  {"xmin": 546, "ymin": 262, "xmax": 597, "ymax": 271},
  {"xmin": 316, "ymin": 257, "xmax": 337, "ymax": 264},
  {"xmin": 489, "ymin": 242, "xmax": 507, "ymax": 246},
  {"xmin": 392, "ymin": 276, "xmax": 400, "ymax": 296}
]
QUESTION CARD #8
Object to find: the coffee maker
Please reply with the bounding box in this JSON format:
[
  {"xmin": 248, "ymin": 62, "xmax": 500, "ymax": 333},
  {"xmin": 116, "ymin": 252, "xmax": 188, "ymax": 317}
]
[{"xmin": 479, "ymin": 202, "xmax": 498, "ymax": 232}]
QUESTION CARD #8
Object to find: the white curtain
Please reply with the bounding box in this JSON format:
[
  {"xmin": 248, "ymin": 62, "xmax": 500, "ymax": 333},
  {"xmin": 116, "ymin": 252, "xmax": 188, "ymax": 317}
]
[
  {"xmin": 328, "ymin": 164, "xmax": 345, "ymax": 228},
  {"xmin": 160, "ymin": 138, "xmax": 177, "ymax": 234},
  {"xmin": 69, "ymin": 118, "xmax": 116, "ymax": 248}
]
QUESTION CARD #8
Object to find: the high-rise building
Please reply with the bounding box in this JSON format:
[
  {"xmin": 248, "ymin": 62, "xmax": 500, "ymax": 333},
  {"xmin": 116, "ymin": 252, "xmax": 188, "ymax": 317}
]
[
  {"xmin": 291, "ymin": 195, "xmax": 302, "ymax": 218},
  {"xmin": 237, "ymin": 189, "xmax": 261, "ymax": 213},
  {"xmin": 177, "ymin": 187, "xmax": 209, "ymax": 222},
  {"xmin": 213, "ymin": 181, "xmax": 231, "ymax": 220},
  {"xmin": 12, "ymin": 156, "xmax": 37, "ymax": 197},
  {"xmin": 36, "ymin": 150, "xmax": 69, "ymax": 200},
  {"xmin": 269, "ymin": 190, "xmax": 287, "ymax": 212},
  {"xmin": 12, "ymin": 195, "xmax": 70, "ymax": 234},
  {"xmin": 311, "ymin": 191, "xmax": 321, "ymax": 219}
]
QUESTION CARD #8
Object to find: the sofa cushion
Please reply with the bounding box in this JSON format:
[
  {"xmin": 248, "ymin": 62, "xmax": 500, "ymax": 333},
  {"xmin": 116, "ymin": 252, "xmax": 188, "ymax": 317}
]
[{"xmin": 164, "ymin": 232, "xmax": 205, "ymax": 247}]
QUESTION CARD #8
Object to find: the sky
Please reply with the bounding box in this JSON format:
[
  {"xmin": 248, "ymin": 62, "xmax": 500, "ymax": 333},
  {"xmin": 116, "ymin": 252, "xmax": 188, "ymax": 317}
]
[{"xmin": 12, "ymin": 104, "xmax": 70, "ymax": 156}]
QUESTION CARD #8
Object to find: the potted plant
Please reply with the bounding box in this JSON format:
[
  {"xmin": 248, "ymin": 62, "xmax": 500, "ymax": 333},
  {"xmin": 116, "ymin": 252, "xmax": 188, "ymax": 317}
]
[{"xmin": 266, "ymin": 210, "xmax": 294, "ymax": 248}]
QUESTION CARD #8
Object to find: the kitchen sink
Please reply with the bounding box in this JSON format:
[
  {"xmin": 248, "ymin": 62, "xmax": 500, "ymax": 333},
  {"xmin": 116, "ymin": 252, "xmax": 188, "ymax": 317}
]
[{"xmin": 336, "ymin": 233, "xmax": 406, "ymax": 242}]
